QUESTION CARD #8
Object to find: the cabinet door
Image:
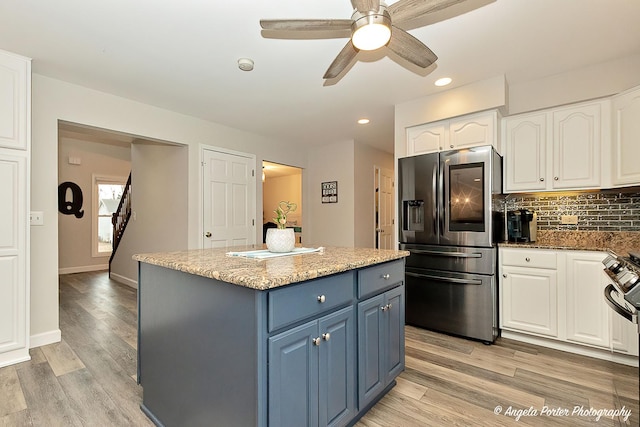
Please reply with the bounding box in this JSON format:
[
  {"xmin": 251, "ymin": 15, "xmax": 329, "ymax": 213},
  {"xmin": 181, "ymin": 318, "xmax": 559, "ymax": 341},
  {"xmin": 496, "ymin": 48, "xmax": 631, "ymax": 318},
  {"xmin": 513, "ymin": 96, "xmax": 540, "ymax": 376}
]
[
  {"xmin": 406, "ymin": 122, "xmax": 446, "ymax": 156},
  {"xmin": 357, "ymin": 294, "xmax": 385, "ymax": 408},
  {"xmin": 318, "ymin": 306, "xmax": 355, "ymax": 427},
  {"xmin": 552, "ymin": 103, "xmax": 601, "ymax": 189},
  {"xmin": 269, "ymin": 321, "xmax": 319, "ymax": 427},
  {"xmin": 611, "ymin": 86, "xmax": 640, "ymax": 186},
  {"xmin": 0, "ymin": 152, "xmax": 28, "ymax": 367},
  {"xmin": 610, "ymin": 298, "xmax": 640, "ymax": 356},
  {"xmin": 565, "ymin": 252, "xmax": 610, "ymax": 348},
  {"xmin": 0, "ymin": 51, "xmax": 29, "ymax": 150},
  {"xmin": 449, "ymin": 111, "xmax": 497, "ymax": 151},
  {"xmin": 503, "ymin": 113, "xmax": 547, "ymax": 192},
  {"xmin": 383, "ymin": 286, "xmax": 404, "ymax": 385},
  {"xmin": 501, "ymin": 266, "xmax": 558, "ymax": 337}
]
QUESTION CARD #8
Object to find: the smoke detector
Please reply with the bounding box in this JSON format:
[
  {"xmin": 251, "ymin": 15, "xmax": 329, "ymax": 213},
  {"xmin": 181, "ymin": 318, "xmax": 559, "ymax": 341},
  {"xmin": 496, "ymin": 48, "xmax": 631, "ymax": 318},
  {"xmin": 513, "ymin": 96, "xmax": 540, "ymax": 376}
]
[{"xmin": 238, "ymin": 58, "xmax": 254, "ymax": 71}]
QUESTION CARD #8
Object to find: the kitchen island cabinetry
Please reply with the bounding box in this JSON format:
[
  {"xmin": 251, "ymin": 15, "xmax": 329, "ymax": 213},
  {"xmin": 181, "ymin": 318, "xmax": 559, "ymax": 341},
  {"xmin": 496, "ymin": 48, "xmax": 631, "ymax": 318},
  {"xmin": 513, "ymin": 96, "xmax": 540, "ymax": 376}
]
[
  {"xmin": 406, "ymin": 110, "xmax": 500, "ymax": 156},
  {"xmin": 611, "ymin": 84, "xmax": 640, "ymax": 186},
  {"xmin": 134, "ymin": 247, "xmax": 408, "ymax": 427},
  {"xmin": 503, "ymin": 100, "xmax": 605, "ymax": 192},
  {"xmin": 499, "ymin": 247, "xmax": 638, "ymax": 365}
]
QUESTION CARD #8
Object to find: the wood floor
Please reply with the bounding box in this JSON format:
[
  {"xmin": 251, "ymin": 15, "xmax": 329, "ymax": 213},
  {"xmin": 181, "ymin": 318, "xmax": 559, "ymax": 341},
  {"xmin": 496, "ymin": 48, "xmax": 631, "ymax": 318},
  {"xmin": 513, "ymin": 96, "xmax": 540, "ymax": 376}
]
[{"xmin": 0, "ymin": 271, "xmax": 638, "ymax": 426}]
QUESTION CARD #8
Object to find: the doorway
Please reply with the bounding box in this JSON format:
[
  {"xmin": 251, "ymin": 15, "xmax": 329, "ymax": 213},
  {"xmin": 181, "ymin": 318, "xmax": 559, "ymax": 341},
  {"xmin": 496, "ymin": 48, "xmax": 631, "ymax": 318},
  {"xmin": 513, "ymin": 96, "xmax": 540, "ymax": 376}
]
[
  {"xmin": 374, "ymin": 166, "xmax": 394, "ymax": 249},
  {"xmin": 262, "ymin": 161, "xmax": 302, "ymax": 243}
]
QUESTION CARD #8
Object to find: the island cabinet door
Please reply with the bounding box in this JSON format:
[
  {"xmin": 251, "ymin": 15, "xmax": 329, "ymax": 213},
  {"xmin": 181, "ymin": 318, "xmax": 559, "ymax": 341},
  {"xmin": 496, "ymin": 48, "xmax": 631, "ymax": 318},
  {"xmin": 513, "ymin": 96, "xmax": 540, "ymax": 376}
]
[
  {"xmin": 357, "ymin": 294, "xmax": 386, "ymax": 408},
  {"xmin": 318, "ymin": 306, "xmax": 356, "ymax": 427},
  {"xmin": 269, "ymin": 321, "xmax": 319, "ymax": 427},
  {"xmin": 383, "ymin": 285, "xmax": 405, "ymax": 385}
]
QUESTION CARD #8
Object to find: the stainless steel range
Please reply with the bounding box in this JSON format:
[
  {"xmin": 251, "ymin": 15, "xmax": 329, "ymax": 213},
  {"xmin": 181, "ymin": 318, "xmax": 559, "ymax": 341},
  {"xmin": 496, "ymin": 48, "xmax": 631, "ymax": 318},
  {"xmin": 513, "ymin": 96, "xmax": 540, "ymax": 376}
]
[{"xmin": 603, "ymin": 251, "xmax": 640, "ymax": 330}]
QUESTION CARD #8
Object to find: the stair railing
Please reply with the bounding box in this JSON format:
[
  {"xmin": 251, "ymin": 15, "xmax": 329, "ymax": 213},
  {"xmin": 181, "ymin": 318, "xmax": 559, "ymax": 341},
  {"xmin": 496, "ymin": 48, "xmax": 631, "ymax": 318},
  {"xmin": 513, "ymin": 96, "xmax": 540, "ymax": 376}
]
[{"xmin": 109, "ymin": 173, "xmax": 132, "ymax": 272}]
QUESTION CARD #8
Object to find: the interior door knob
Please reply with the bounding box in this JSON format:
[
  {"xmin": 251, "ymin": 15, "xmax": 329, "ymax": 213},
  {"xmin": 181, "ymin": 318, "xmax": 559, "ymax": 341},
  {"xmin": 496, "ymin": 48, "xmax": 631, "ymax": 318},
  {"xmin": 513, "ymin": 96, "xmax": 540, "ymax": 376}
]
[{"xmin": 205, "ymin": 232, "xmax": 212, "ymax": 238}]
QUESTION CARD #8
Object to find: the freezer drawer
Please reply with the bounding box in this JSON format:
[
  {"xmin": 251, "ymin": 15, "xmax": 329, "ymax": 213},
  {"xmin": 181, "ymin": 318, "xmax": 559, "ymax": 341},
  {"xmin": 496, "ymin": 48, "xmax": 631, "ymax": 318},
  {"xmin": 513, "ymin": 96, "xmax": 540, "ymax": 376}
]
[{"xmin": 405, "ymin": 267, "xmax": 497, "ymax": 343}]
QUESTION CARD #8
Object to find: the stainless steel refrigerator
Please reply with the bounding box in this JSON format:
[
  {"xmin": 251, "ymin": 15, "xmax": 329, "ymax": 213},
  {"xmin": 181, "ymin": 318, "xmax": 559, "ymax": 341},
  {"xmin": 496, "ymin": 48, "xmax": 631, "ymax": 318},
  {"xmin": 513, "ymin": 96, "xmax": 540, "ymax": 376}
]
[{"xmin": 398, "ymin": 145, "xmax": 503, "ymax": 343}]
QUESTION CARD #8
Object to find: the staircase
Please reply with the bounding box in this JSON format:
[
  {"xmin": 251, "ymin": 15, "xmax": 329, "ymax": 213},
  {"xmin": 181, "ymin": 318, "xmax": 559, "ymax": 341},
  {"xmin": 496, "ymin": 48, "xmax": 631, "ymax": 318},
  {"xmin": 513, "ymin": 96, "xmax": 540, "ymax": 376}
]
[{"xmin": 109, "ymin": 173, "xmax": 132, "ymax": 275}]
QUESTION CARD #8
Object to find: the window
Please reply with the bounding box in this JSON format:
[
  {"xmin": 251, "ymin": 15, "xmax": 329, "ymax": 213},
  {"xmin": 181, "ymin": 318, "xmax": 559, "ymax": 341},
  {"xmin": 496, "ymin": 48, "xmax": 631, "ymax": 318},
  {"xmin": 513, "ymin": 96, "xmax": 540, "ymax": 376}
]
[{"xmin": 93, "ymin": 175, "xmax": 126, "ymax": 257}]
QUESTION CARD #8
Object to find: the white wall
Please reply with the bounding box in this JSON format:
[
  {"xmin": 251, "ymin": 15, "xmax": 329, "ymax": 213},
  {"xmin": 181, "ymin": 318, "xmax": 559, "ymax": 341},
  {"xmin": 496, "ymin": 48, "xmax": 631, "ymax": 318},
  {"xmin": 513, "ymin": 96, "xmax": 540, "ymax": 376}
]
[
  {"xmin": 508, "ymin": 53, "xmax": 640, "ymax": 115},
  {"xmin": 304, "ymin": 141, "xmax": 355, "ymax": 247},
  {"xmin": 31, "ymin": 74, "xmax": 308, "ymax": 344},
  {"xmin": 58, "ymin": 138, "xmax": 131, "ymax": 273},
  {"xmin": 354, "ymin": 142, "xmax": 394, "ymax": 248},
  {"xmin": 110, "ymin": 142, "xmax": 189, "ymax": 287}
]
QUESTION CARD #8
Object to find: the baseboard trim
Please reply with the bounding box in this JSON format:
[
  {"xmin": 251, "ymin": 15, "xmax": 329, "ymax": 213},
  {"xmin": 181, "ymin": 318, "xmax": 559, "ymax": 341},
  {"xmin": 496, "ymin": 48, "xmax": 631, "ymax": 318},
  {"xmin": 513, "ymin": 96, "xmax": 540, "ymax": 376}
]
[
  {"xmin": 110, "ymin": 272, "xmax": 138, "ymax": 289},
  {"xmin": 30, "ymin": 329, "xmax": 62, "ymax": 348},
  {"xmin": 501, "ymin": 330, "xmax": 639, "ymax": 367},
  {"xmin": 58, "ymin": 264, "xmax": 108, "ymax": 275}
]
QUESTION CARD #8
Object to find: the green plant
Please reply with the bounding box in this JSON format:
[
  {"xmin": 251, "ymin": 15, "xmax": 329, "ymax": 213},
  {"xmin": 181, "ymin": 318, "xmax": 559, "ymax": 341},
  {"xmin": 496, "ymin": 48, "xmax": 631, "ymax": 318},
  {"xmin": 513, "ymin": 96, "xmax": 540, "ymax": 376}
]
[{"xmin": 273, "ymin": 201, "xmax": 297, "ymax": 229}]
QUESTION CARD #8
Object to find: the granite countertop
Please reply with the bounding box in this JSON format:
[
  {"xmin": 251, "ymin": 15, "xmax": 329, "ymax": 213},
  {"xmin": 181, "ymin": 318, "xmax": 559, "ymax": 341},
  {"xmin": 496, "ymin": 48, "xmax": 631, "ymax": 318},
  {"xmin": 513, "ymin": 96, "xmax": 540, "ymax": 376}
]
[
  {"xmin": 498, "ymin": 230, "xmax": 640, "ymax": 256},
  {"xmin": 133, "ymin": 246, "xmax": 410, "ymax": 290}
]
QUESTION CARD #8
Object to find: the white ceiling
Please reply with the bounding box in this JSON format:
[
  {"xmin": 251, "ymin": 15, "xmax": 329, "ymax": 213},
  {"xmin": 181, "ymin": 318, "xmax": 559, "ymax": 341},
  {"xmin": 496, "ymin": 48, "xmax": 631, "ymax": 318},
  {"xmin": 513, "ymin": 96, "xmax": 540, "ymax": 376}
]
[{"xmin": 2, "ymin": 0, "xmax": 640, "ymax": 154}]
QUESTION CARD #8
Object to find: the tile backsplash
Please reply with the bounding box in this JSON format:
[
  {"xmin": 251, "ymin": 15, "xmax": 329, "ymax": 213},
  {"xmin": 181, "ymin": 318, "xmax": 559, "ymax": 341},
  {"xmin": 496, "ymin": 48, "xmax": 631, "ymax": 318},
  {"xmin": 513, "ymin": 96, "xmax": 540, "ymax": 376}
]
[{"xmin": 502, "ymin": 191, "xmax": 640, "ymax": 232}]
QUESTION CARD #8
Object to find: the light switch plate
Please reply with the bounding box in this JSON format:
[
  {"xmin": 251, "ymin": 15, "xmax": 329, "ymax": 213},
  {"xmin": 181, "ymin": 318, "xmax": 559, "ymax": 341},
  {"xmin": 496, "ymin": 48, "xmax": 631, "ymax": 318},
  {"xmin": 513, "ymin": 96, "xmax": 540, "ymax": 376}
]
[
  {"xmin": 30, "ymin": 211, "xmax": 44, "ymax": 226},
  {"xmin": 561, "ymin": 215, "xmax": 578, "ymax": 225}
]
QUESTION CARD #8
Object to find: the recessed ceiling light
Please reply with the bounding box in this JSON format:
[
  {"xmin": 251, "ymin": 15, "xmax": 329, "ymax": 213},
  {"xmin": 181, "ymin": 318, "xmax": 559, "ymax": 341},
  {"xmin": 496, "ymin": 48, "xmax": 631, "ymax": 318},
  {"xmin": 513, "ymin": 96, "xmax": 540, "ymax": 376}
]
[
  {"xmin": 238, "ymin": 58, "xmax": 254, "ymax": 71},
  {"xmin": 435, "ymin": 77, "xmax": 452, "ymax": 87},
  {"xmin": 357, "ymin": 118, "xmax": 370, "ymax": 124}
]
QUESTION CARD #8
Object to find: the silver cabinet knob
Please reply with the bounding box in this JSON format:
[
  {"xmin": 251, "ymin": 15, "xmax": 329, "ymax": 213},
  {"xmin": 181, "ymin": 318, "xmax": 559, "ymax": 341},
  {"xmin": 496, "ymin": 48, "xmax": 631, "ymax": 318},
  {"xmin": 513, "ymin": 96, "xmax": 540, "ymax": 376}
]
[
  {"xmin": 205, "ymin": 232, "xmax": 212, "ymax": 238},
  {"xmin": 450, "ymin": 144, "xmax": 454, "ymax": 148},
  {"xmin": 387, "ymin": 303, "xmax": 392, "ymax": 310},
  {"xmin": 313, "ymin": 337, "xmax": 321, "ymax": 346},
  {"xmin": 502, "ymin": 274, "xmax": 507, "ymax": 278},
  {"xmin": 540, "ymin": 178, "xmax": 544, "ymax": 182},
  {"xmin": 380, "ymin": 305, "xmax": 387, "ymax": 312},
  {"xmin": 317, "ymin": 295, "xmax": 326, "ymax": 303},
  {"xmin": 525, "ymin": 257, "xmax": 531, "ymax": 262},
  {"xmin": 322, "ymin": 333, "xmax": 331, "ymax": 341},
  {"xmin": 381, "ymin": 274, "xmax": 390, "ymax": 280},
  {"xmin": 554, "ymin": 176, "xmax": 559, "ymax": 181}
]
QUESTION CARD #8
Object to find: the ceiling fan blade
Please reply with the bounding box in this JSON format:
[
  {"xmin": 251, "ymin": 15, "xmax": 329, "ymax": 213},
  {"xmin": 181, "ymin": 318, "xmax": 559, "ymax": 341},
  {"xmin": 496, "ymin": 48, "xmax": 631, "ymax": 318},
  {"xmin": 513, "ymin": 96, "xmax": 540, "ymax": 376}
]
[
  {"xmin": 323, "ymin": 41, "xmax": 359, "ymax": 79},
  {"xmin": 387, "ymin": 27, "xmax": 437, "ymax": 68},
  {"xmin": 388, "ymin": 0, "xmax": 465, "ymax": 24},
  {"xmin": 260, "ymin": 19, "xmax": 353, "ymax": 33},
  {"xmin": 351, "ymin": 0, "xmax": 380, "ymax": 13}
]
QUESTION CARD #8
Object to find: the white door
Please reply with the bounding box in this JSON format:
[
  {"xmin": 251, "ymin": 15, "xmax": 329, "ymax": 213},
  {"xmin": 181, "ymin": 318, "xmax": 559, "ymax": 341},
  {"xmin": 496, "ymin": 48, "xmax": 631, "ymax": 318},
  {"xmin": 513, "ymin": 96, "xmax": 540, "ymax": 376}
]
[
  {"xmin": 376, "ymin": 167, "xmax": 394, "ymax": 250},
  {"xmin": 202, "ymin": 148, "xmax": 255, "ymax": 248}
]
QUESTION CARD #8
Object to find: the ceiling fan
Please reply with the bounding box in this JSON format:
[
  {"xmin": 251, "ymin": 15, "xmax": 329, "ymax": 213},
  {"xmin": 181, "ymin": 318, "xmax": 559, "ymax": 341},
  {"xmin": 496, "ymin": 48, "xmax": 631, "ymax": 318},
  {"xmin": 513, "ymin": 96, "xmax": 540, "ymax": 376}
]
[{"xmin": 260, "ymin": 0, "xmax": 465, "ymax": 80}]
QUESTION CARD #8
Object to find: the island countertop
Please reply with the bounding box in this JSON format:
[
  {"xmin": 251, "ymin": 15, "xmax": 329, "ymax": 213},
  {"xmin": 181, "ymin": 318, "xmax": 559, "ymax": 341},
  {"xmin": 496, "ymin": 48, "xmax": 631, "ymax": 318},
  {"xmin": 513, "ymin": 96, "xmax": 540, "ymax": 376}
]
[{"xmin": 133, "ymin": 246, "xmax": 410, "ymax": 290}]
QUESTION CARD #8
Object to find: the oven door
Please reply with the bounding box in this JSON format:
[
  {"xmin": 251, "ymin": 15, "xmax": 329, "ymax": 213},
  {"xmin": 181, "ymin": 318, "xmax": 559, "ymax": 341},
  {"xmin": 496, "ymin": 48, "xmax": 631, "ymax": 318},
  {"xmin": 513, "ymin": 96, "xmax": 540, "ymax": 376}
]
[
  {"xmin": 440, "ymin": 146, "xmax": 498, "ymax": 248},
  {"xmin": 405, "ymin": 267, "xmax": 497, "ymax": 343}
]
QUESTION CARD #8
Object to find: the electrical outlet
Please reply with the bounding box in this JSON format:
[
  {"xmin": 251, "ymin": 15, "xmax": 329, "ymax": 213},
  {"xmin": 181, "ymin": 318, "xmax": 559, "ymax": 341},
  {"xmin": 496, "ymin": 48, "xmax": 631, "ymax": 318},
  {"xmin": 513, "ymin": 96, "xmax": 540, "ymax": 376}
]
[
  {"xmin": 561, "ymin": 215, "xmax": 578, "ymax": 225},
  {"xmin": 30, "ymin": 211, "xmax": 44, "ymax": 226}
]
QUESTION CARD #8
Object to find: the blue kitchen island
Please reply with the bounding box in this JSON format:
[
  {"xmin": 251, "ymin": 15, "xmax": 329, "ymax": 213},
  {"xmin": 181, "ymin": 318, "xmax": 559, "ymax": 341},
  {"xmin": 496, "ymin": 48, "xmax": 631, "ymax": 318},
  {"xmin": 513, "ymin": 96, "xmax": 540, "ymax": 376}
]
[{"xmin": 134, "ymin": 246, "xmax": 409, "ymax": 427}]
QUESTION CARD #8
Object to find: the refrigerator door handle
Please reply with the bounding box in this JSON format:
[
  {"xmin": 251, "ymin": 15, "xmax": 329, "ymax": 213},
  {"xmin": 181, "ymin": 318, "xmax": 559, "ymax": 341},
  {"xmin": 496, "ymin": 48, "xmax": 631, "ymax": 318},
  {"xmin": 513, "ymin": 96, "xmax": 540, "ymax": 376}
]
[
  {"xmin": 408, "ymin": 249, "xmax": 483, "ymax": 258},
  {"xmin": 405, "ymin": 271, "xmax": 483, "ymax": 286},
  {"xmin": 432, "ymin": 161, "xmax": 438, "ymax": 236}
]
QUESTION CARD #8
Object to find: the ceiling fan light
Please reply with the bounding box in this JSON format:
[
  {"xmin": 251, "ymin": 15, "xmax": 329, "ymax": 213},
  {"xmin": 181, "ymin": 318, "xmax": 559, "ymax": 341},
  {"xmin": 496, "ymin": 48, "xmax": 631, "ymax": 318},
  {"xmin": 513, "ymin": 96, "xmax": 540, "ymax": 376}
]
[{"xmin": 351, "ymin": 12, "xmax": 391, "ymax": 51}]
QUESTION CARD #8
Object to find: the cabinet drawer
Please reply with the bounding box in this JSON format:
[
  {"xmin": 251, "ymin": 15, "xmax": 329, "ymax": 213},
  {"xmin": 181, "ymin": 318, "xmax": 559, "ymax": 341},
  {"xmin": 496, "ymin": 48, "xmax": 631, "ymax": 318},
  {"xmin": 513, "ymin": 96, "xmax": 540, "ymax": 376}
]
[
  {"xmin": 268, "ymin": 272, "xmax": 355, "ymax": 332},
  {"xmin": 501, "ymin": 249, "xmax": 556, "ymax": 269},
  {"xmin": 358, "ymin": 260, "xmax": 405, "ymax": 299}
]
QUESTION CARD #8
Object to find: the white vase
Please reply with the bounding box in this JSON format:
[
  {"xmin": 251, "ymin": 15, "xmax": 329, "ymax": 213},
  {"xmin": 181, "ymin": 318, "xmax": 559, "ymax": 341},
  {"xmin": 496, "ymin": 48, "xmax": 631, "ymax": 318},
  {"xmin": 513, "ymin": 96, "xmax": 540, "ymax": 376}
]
[{"xmin": 266, "ymin": 228, "xmax": 295, "ymax": 253}]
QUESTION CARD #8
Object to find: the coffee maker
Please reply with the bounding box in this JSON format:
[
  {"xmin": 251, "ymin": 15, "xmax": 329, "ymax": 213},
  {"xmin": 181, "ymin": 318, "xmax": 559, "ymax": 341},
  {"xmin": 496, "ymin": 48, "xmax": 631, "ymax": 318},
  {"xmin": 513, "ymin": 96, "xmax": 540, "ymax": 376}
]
[{"xmin": 507, "ymin": 209, "xmax": 537, "ymax": 242}]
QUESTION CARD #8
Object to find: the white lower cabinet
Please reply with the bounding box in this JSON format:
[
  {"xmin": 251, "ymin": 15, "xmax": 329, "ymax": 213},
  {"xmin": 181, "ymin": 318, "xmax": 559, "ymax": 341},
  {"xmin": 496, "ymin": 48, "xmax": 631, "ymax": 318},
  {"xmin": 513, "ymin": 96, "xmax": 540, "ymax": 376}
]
[{"xmin": 499, "ymin": 248, "xmax": 639, "ymax": 361}]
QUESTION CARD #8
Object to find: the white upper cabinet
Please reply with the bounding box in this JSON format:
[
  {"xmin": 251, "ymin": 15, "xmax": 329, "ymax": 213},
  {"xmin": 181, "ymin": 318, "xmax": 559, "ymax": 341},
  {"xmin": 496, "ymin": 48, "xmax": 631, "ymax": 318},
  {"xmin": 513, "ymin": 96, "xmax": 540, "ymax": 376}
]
[
  {"xmin": 406, "ymin": 123, "xmax": 446, "ymax": 155},
  {"xmin": 552, "ymin": 103, "xmax": 602, "ymax": 190},
  {"xmin": 611, "ymin": 85, "xmax": 640, "ymax": 186},
  {"xmin": 503, "ymin": 100, "xmax": 606, "ymax": 192},
  {"xmin": 449, "ymin": 112, "xmax": 498, "ymax": 151},
  {"xmin": 0, "ymin": 51, "xmax": 29, "ymax": 150},
  {"xmin": 406, "ymin": 110, "xmax": 501, "ymax": 157},
  {"xmin": 504, "ymin": 112, "xmax": 547, "ymax": 192}
]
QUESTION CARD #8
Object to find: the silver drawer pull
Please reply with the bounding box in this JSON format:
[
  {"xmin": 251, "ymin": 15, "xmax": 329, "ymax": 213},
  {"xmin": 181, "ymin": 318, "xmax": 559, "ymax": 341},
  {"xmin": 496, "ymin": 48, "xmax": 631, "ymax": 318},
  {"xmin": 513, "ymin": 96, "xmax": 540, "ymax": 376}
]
[
  {"xmin": 322, "ymin": 333, "xmax": 331, "ymax": 341},
  {"xmin": 317, "ymin": 295, "xmax": 326, "ymax": 303},
  {"xmin": 381, "ymin": 274, "xmax": 390, "ymax": 280}
]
